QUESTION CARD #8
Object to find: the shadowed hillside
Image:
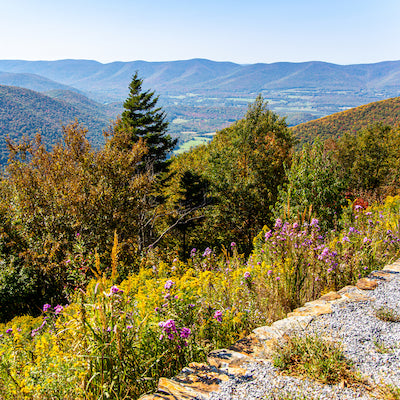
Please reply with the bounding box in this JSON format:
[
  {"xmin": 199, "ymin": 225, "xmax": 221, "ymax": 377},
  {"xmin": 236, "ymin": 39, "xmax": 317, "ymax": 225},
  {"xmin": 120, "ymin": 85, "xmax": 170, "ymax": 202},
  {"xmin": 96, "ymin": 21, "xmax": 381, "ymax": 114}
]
[{"xmin": 0, "ymin": 85, "xmax": 110, "ymax": 164}]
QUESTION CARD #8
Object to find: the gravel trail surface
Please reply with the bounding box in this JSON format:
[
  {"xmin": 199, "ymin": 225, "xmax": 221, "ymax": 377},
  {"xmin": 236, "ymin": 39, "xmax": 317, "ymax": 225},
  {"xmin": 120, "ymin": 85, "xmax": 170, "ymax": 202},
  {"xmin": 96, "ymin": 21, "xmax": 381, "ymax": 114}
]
[{"xmin": 209, "ymin": 273, "xmax": 400, "ymax": 400}]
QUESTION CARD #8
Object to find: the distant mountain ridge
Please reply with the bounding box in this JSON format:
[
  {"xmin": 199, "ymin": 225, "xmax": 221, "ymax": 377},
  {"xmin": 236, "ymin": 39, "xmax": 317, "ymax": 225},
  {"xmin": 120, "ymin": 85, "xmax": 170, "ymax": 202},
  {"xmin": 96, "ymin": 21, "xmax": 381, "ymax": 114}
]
[
  {"xmin": 1, "ymin": 59, "xmax": 400, "ymax": 101},
  {"xmin": 292, "ymin": 96, "xmax": 400, "ymax": 143}
]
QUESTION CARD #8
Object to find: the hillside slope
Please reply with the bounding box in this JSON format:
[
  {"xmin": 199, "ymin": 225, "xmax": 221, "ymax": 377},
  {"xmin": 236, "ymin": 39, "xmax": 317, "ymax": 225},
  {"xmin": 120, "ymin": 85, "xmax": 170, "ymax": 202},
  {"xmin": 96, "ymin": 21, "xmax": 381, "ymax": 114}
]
[
  {"xmin": 0, "ymin": 85, "xmax": 110, "ymax": 164},
  {"xmin": 0, "ymin": 71, "xmax": 81, "ymax": 93},
  {"xmin": 291, "ymin": 96, "xmax": 400, "ymax": 143}
]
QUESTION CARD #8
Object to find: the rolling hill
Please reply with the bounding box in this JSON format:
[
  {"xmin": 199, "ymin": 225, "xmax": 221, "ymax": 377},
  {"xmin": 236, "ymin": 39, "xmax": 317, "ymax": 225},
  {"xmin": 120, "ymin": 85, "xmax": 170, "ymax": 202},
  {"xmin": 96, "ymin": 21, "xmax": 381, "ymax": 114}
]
[
  {"xmin": 0, "ymin": 85, "xmax": 111, "ymax": 164},
  {"xmin": 291, "ymin": 96, "xmax": 400, "ymax": 143},
  {"xmin": 0, "ymin": 71, "xmax": 81, "ymax": 93}
]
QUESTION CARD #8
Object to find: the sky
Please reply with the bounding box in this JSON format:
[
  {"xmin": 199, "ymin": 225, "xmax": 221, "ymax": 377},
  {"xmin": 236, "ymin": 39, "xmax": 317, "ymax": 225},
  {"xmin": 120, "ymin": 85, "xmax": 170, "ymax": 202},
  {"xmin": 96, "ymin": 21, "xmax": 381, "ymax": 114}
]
[{"xmin": 1, "ymin": 0, "xmax": 400, "ymax": 65}]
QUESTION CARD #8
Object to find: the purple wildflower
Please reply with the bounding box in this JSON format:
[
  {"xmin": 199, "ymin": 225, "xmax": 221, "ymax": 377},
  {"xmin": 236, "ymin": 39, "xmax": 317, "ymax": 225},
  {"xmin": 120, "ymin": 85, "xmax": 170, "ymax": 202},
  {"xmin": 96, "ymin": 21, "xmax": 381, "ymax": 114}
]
[
  {"xmin": 159, "ymin": 319, "xmax": 178, "ymax": 341},
  {"xmin": 54, "ymin": 305, "xmax": 64, "ymax": 314},
  {"xmin": 213, "ymin": 310, "xmax": 223, "ymax": 322},
  {"xmin": 202, "ymin": 247, "xmax": 212, "ymax": 257},
  {"xmin": 164, "ymin": 280, "xmax": 175, "ymax": 290},
  {"xmin": 43, "ymin": 303, "xmax": 51, "ymax": 312},
  {"xmin": 244, "ymin": 271, "xmax": 251, "ymax": 279},
  {"xmin": 231, "ymin": 242, "xmax": 236, "ymax": 248},
  {"xmin": 318, "ymin": 247, "xmax": 330, "ymax": 261},
  {"xmin": 310, "ymin": 218, "xmax": 319, "ymax": 227},
  {"xmin": 274, "ymin": 218, "xmax": 283, "ymax": 229},
  {"xmin": 110, "ymin": 285, "xmax": 123, "ymax": 294},
  {"xmin": 180, "ymin": 327, "xmax": 191, "ymax": 339}
]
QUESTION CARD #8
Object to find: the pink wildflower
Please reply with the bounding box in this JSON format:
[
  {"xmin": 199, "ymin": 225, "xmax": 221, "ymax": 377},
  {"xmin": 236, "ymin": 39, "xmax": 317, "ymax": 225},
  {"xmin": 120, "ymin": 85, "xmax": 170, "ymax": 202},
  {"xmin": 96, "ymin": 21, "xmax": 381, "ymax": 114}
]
[{"xmin": 213, "ymin": 310, "xmax": 223, "ymax": 322}]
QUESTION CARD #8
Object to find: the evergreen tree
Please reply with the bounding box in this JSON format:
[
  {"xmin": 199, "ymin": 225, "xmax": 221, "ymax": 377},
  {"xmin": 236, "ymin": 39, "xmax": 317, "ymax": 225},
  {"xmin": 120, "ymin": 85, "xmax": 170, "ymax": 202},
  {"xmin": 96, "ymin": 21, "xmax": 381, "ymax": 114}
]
[{"xmin": 116, "ymin": 72, "xmax": 177, "ymax": 173}]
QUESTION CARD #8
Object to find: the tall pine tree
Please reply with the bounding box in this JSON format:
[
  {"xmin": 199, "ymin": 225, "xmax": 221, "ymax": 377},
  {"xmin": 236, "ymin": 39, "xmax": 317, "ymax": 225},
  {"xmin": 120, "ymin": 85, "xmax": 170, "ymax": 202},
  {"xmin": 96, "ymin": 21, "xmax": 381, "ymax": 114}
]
[{"xmin": 116, "ymin": 72, "xmax": 177, "ymax": 173}]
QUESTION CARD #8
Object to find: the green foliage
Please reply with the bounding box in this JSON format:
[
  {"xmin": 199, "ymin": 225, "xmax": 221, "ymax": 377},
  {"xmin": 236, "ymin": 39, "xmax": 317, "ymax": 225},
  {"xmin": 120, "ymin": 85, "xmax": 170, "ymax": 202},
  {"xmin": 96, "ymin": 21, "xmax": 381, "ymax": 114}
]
[
  {"xmin": 204, "ymin": 95, "xmax": 294, "ymax": 252},
  {"xmin": 161, "ymin": 96, "xmax": 294, "ymax": 255},
  {"xmin": 336, "ymin": 123, "xmax": 400, "ymax": 199},
  {"xmin": 275, "ymin": 139, "xmax": 348, "ymax": 230},
  {"xmin": 374, "ymin": 306, "xmax": 400, "ymax": 323}
]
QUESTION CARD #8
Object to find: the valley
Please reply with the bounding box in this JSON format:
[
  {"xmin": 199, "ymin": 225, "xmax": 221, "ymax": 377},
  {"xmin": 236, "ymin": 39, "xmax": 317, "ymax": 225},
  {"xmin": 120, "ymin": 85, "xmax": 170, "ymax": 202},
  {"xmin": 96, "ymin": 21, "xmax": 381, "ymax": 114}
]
[{"xmin": 0, "ymin": 58, "xmax": 399, "ymax": 155}]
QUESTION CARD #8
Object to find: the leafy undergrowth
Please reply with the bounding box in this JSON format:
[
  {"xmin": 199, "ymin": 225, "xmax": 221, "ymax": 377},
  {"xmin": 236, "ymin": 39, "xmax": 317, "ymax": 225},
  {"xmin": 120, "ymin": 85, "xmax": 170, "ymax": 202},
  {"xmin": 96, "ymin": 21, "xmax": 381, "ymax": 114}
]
[{"xmin": 0, "ymin": 196, "xmax": 399, "ymax": 399}]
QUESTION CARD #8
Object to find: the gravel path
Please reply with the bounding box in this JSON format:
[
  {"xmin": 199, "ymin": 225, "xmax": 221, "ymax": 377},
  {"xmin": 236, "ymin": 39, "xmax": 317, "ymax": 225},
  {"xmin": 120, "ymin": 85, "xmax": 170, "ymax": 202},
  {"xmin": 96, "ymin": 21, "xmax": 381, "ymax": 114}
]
[{"xmin": 209, "ymin": 273, "xmax": 400, "ymax": 400}]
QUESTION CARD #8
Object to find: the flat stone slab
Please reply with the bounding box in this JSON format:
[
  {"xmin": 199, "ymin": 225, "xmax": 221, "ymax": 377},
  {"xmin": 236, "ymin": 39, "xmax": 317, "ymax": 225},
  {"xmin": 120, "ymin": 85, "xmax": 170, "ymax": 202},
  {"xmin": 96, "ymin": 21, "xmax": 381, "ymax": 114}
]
[
  {"xmin": 158, "ymin": 363, "xmax": 234, "ymax": 399},
  {"xmin": 342, "ymin": 292, "xmax": 374, "ymax": 302},
  {"xmin": 287, "ymin": 303, "xmax": 332, "ymax": 317},
  {"xmin": 320, "ymin": 291, "xmax": 342, "ymax": 301},
  {"xmin": 207, "ymin": 348, "xmax": 253, "ymax": 368},
  {"xmin": 369, "ymin": 270, "xmax": 397, "ymax": 281},
  {"xmin": 356, "ymin": 277, "xmax": 379, "ymax": 290},
  {"xmin": 383, "ymin": 263, "xmax": 400, "ymax": 272},
  {"xmin": 271, "ymin": 315, "xmax": 314, "ymax": 332}
]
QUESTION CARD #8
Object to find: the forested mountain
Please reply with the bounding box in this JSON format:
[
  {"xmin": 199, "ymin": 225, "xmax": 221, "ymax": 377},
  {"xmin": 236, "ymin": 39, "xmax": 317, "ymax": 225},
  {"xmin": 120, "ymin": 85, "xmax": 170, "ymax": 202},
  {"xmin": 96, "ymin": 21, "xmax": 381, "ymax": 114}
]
[
  {"xmin": 292, "ymin": 96, "xmax": 400, "ymax": 143},
  {"xmin": 0, "ymin": 85, "xmax": 110, "ymax": 163}
]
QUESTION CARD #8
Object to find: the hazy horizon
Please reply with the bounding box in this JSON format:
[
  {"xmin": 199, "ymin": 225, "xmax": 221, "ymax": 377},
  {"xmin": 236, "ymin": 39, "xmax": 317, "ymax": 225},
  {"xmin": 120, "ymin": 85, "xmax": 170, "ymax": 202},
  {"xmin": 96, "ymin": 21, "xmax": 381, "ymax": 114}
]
[
  {"xmin": 1, "ymin": 0, "xmax": 399, "ymax": 65},
  {"xmin": 1, "ymin": 57, "xmax": 400, "ymax": 67}
]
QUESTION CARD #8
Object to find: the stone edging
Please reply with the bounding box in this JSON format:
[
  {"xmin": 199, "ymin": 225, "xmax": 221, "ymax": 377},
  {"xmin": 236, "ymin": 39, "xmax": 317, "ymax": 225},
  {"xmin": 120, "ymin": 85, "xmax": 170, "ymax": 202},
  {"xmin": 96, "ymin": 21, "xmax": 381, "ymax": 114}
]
[{"xmin": 139, "ymin": 259, "xmax": 400, "ymax": 400}]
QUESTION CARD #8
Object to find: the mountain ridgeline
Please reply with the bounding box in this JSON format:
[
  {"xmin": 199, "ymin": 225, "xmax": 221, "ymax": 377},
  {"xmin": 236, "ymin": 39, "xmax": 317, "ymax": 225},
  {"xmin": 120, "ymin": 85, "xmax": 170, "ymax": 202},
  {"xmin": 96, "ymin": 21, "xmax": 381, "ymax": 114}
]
[{"xmin": 1, "ymin": 59, "xmax": 400, "ymax": 99}]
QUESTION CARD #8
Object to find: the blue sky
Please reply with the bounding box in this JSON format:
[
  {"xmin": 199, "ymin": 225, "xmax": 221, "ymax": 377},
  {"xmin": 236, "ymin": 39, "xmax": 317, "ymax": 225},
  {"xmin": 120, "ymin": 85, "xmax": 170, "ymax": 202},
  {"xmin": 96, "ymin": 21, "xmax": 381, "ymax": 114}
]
[{"xmin": 1, "ymin": 0, "xmax": 400, "ymax": 64}]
